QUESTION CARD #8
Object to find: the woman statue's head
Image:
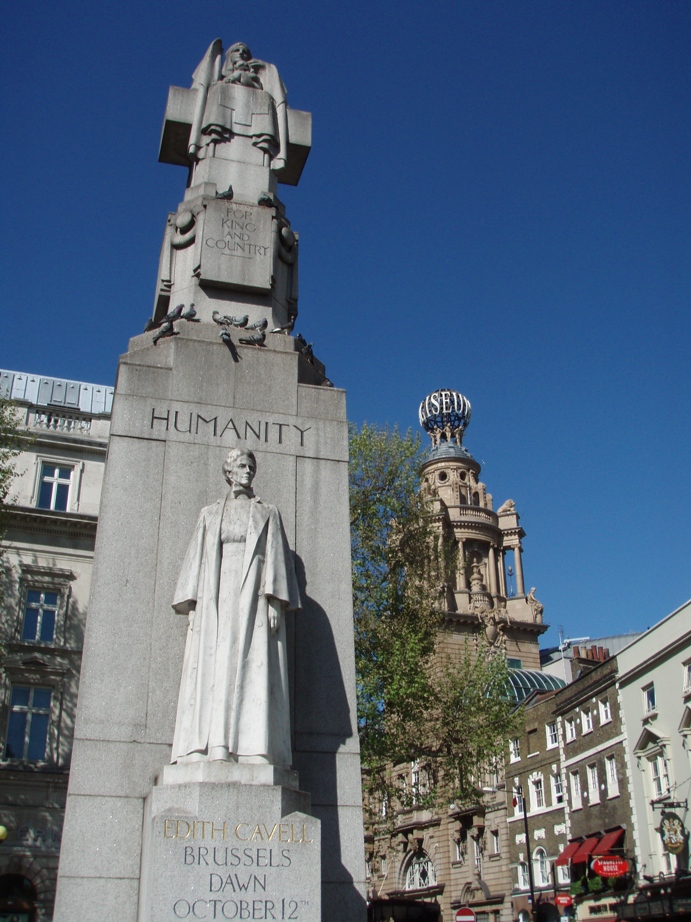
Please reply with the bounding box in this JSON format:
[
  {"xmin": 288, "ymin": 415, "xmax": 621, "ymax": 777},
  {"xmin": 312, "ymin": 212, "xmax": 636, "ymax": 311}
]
[{"xmin": 223, "ymin": 448, "xmax": 256, "ymax": 488}]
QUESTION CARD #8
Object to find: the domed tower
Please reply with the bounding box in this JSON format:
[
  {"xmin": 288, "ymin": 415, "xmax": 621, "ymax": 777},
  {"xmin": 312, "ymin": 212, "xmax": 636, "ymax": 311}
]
[{"xmin": 419, "ymin": 388, "xmax": 547, "ymax": 667}]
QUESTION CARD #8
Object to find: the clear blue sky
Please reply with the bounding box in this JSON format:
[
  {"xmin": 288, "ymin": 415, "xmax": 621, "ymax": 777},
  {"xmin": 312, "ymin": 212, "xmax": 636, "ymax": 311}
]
[{"xmin": 3, "ymin": 1, "xmax": 690, "ymax": 647}]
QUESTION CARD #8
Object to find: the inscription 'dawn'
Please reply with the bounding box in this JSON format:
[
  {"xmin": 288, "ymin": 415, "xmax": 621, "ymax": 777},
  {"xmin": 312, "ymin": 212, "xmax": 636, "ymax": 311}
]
[{"xmin": 151, "ymin": 409, "xmax": 311, "ymax": 447}]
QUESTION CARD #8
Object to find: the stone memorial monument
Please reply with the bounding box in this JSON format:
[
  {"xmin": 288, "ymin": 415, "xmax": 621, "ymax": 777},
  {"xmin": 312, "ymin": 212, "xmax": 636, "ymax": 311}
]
[{"xmin": 54, "ymin": 38, "xmax": 366, "ymax": 922}]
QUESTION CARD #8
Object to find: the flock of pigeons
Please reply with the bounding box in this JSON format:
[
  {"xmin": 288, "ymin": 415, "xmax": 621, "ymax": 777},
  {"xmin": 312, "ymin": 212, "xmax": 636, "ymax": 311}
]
[{"xmin": 144, "ymin": 305, "xmax": 326, "ymax": 380}]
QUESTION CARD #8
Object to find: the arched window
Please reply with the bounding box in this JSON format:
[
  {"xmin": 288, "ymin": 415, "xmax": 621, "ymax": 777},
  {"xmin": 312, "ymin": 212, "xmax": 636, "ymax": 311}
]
[
  {"xmin": 533, "ymin": 846, "xmax": 550, "ymax": 887},
  {"xmin": 0, "ymin": 874, "xmax": 37, "ymax": 921},
  {"xmin": 405, "ymin": 851, "xmax": 437, "ymax": 890}
]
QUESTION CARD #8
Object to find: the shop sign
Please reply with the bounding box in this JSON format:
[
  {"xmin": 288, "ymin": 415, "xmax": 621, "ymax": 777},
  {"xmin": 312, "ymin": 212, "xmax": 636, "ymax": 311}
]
[
  {"xmin": 591, "ymin": 856, "xmax": 630, "ymax": 877},
  {"xmin": 555, "ymin": 894, "xmax": 573, "ymax": 907},
  {"xmin": 660, "ymin": 811, "xmax": 687, "ymax": 855}
]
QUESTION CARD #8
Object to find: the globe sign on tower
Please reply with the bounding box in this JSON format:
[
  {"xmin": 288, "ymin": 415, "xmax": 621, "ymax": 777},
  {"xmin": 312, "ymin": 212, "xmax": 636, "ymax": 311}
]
[{"xmin": 418, "ymin": 388, "xmax": 472, "ymax": 451}]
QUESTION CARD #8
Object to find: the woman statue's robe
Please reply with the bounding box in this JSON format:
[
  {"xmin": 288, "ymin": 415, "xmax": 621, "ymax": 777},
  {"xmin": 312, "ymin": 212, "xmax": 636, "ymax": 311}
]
[{"xmin": 171, "ymin": 494, "xmax": 301, "ymax": 767}]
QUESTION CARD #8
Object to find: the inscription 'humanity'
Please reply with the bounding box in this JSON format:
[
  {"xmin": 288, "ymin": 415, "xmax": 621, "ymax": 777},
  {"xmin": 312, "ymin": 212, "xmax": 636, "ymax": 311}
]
[{"xmin": 151, "ymin": 409, "xmax": 311, "ymax": 447}]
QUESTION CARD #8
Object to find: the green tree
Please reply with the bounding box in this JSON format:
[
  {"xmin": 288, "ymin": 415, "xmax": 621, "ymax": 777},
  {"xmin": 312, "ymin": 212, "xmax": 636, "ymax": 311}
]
[
  {"xmin": 0, "ymin": 396, "xmax": 22, "ymax": 536},
  {"xmin": 349, "ymin": 422, "xmax": 520, "ymax": 821}
]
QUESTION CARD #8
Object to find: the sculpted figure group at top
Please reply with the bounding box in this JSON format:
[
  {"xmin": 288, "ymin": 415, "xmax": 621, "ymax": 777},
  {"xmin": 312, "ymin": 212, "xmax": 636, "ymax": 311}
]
[{"xmin": 188, "ymin": 40, "xmax": 289, "ymax": 175}]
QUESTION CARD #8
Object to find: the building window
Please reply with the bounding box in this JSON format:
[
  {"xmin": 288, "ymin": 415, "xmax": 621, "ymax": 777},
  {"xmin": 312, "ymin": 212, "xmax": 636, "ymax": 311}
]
[
  {"xmin": 581, "ymin": 706, "xmax": 593, "ymax": 734},
  {"xmin": 552, "ymin": 773, "xmax": 564, "ymax": 805},
  {"xmin": 405, "ymin": 852, "xmax": 437, "ymax": 890},
  {"xmin": 569, "ymin": 770, "xmax": 582, "ymax": 809},
  {"xmin": 491, "ymin": 829, "xmax": 500, "ymax": 854},
  {"xmin": 517, "ymin": 861, "xmax": 529, "ymax": 890},
  {"xmin": 587, "ymin": 763, "xmax": 600, "ymax": 804},
  {"xmin": 509, "ymin": 738, "xmax": 521, "ymax": 762},
  {"xmin": 557, "ymin": 863, "xmax": 570, "ymax": 884},
  {"xmin": 381, "ymin": 856, "xmax": 387, "ymax": 876},
  {"xmin": 643, "ymin": 683, "xmax": 657, "ymax": 714},
  {"xmin": 473, "ymin": 837, "xmax": 482, "ymax": 876},
  {"xmin": 530, "ymin": 776, "xmax": 545, "ymax": 811},
  {"xmin": 546, "ymin": 722, "xmax": 558, "ymax": 749},
  {"xmin": 650, "ymin": 754, "xmax": 670, "ymax": 798},
  {"xmin": 508, "ymin": 658, "xmax": 523, "ymax": 669},
  {"xmin": 513, "ymin": 784, "xmax": 524, "ymax": 816},
  {"xmin": 683, "ymin": 661, "xmax": 691, "ymax": 694},
  {"xmin": 565, "ymin": 717, "xmax": 576, "ymax": 742},
  {"xmin": 37, "ymin": 463, "xmax": 73, "ymax": 511},
  {"xmin": 533, "ymin": 847, "xmax": 550, "ymax": 887},
  {"xmin": 5, "ymin": 686, "xmax": 52, "ymax": 761},
  {"xmin": 606, "ymin": 755, "xmax": 620, "ymax": 797},
  {"xmin": 527, "ymin": 728, "xmax": 538, "ymax": 755},
  {"xmin": 21, "ymin": 590, "xmax": 58, "ymax": 643},
  {"xmin": 599, "ymin": 697, "xmax": 612, "ymax": 724}
]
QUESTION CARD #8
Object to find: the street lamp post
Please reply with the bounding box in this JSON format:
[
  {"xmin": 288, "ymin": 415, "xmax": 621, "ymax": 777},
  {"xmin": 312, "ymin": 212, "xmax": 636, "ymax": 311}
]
[{"xmin": 517, "ymin": 784, "xmax": 537, "ymax": 921}]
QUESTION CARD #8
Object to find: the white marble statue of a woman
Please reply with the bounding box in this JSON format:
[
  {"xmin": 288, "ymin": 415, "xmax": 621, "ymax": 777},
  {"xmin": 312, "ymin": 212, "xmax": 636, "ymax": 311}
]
[{"xmin": 171, "ymin": 449, "xmax": 301, "ymax": 767}]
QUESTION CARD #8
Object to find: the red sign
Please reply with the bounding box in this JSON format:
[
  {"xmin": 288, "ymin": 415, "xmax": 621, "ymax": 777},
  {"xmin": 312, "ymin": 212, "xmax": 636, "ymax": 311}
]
[
  {"xmin": 591, "ymin": 856, "xmax": 630, "ymax": 877},
  {"xmin": 555, "ymin": 894, "xmax": 573, "ymax": 907},
  {"xmin": 455, "ymin": 911, "xmax": 476, "ymax": 922}
]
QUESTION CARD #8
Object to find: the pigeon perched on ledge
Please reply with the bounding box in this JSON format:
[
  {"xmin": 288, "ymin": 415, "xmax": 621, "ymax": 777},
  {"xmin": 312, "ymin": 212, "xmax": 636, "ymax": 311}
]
[
  {"xmin": 228, "ymin": 315, "xmax": 249, "ymax": 327},
  {"xmin": 245, "ymin": 318, "xmax": 268, "ymax": 332},
  {"xmin": 164, "ymin": 303, "xmax": 185, "ymax": 323},
  {"xmin": 181, "ymin": 304, "xmax": 197, "ymax": 321},
  {"xmin": 239, "ymin": 331, "xmax": 266, "ymax": 346},
  {"xmin": 153, "ymin": 321, "xmax": 178, "ymax": 345},
  {"xmin": 271, "ymin": 318, "xmax": 295, "ymax": 334}
]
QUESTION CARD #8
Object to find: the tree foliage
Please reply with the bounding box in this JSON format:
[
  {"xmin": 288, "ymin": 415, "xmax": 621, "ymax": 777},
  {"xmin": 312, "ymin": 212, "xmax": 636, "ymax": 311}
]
[
  {"xmin": 0, "ymin": 396, "xmax": 22, "ymax": 536},
  {"xmin": 349, "ymin": 422, "xmax": 520, "ymax": 823}
]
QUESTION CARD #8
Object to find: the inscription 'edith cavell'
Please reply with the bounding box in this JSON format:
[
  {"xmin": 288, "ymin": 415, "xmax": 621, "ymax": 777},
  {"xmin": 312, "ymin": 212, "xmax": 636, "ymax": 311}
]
[
  {"xmin": 151, "ymin": 409, "xmax": 311, "ymax": 447},
  {"xmin": 163, "ymin": 819, "xmax": 315, "ymax": 921}
]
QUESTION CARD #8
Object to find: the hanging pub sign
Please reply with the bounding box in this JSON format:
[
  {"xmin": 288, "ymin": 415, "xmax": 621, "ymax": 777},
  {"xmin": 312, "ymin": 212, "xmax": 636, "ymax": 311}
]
[
  {"xmin": 660, "ymin": 811, "xmax": 687, "ymax": 855},
  {"xmin": 591, "ymin": 856, "xmax": 630, "ymax": 877}
]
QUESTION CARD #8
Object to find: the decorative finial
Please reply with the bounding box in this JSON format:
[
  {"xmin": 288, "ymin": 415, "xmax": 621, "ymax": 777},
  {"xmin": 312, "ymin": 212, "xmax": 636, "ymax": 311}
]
[{"xmin": 418, "ymin": 388, "xmax": 472, "ymax": 448}]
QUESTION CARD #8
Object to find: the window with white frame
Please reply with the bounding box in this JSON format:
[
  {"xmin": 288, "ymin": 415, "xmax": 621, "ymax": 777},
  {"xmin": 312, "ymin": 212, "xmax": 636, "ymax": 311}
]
[
  {"xmin": 5, "ymin": 685, "xmax": 52, "ymax": 761},
  {"xmin": 605, "ymin": 755, "xmax": 620, "ymax": 797},
  {"xmin": 557, "ymin": 863, "xmax": 571, "ymax": 884},
  {"xmin": 517, "ymin": 861, "xmax": 529, "ymax": 890},
  {"xmin": 473, "ymin": 837, "xmax": 482, "ymax": 875},
  {"xmin": 513, "ymin": 784, "xmax": 524, "ymax": 816},
  {"xmin": 599, "ymin": 697, "xmax": 612, "ymax": 724},
  {"xmin": 454, "ymin": 831, "xmax": 467, "ymax": 863},
  {"xmin": 581, "ymin": 706, "xmax": 593, "ymax": 734},
  {"xmin": 683, "ymin": 661, "xmax": 691, "ymax": 694},
  {"xmin": 530, "ymin": 775, "xmax": 545, "ymax": 811},
  {"xmin": 546, "ymin": 722, "xmax": 558, "ymax": 749},
  {"xmin": 533, "ymin": 847, "xmax": 550, "ymax": 887},
  {"xmin": 509, "ymin": 738, "xmax": 521, "ymax": 762},
  {"xmin": 491, "ymin": 829, "xmax": 500, "ymax": 854},
  {"xmin": 569, "ymin": 770, "xmax": 582, "ymax": 809},
  {"xmin": 565, "ymin": 716, "xmax": 576, "ymax": 742},
  {"xmin": 405, "ymin": 852, "xmax": 437, "ymax": 890},
  {"xmin": 37, "ymin": 463, "xmax": 73, "ymax": 512},
  {"xmin": 643, "ymin": 683, "xmax": 657, "ymax": 714},
  {"xmin": 21, "ymin": 589, "xmax": 59, "ymax": 643},
  {"xmin": 650, "ymin": 753, "xmax": 670, "ymax": 798},
  {"xmin": 587, "ymin": 763, "xmax": 600, "ymax": 804},
  {"xmin": 551, "ymin": 772, "xmax": 564, "ymax": 805},
  {"xmin": 381, "ymin": 855, "xmax": 387, "ymax": 875}
]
